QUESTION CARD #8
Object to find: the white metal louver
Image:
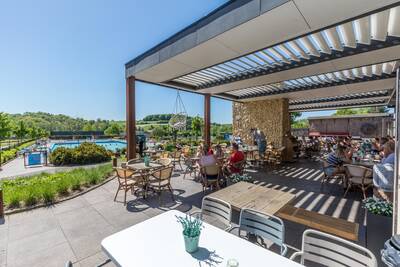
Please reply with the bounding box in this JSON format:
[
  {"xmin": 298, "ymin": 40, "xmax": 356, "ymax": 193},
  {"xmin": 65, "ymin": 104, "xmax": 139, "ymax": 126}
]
[
  {"xmin": 171, "ymin": 6, "xmax": 400, "ymax": 89},
  {"xmin": 224, "ymin": 61, "xmax": 398, "ymax": 99}
]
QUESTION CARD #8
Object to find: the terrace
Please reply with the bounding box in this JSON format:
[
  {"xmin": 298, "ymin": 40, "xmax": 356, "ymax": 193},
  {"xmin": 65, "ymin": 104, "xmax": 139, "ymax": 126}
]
[{"xmin": 0, "ymin": 158, "xmax": 366, "ymax": 266}]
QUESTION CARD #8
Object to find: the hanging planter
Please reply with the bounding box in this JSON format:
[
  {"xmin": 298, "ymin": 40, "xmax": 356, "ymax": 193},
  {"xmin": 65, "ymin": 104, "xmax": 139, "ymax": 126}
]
[{"xmin": 169, "ymin": 91, "xmax": 187, "ymax": 131}]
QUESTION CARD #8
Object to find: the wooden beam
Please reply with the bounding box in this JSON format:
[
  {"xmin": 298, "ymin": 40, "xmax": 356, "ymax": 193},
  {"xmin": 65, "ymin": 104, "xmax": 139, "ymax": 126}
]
[
  {"xmin": 126, "ymin": 76, "xmax": 136, "ymax": 160},
  {"xmin": 204, "ymin": 94, "xmax": 211, "ymax": 147}
]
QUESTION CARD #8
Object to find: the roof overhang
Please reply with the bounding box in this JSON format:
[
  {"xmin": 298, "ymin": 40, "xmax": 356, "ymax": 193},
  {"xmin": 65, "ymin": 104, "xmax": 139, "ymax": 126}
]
[{"xmin": 126, "ymin": 0, "xmax": 400, "ymax": 112}]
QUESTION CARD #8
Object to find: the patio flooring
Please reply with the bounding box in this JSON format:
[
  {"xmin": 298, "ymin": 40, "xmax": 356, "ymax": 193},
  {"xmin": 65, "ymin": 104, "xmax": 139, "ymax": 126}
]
[{"xmin": 0, "ymin": 158, "xmax": 367, "ymax": 267}]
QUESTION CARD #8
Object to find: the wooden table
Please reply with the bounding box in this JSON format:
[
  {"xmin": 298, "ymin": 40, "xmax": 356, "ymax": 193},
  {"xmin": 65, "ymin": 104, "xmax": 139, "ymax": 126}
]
[
  {"xmin": 209, "ymin": 181, "xmax": 295, "ymax": 215},
  {"xmin": 126, "ymin": 162, "xmax": 163, "ymax": 171},
  {"xmin": 102, "ymin": 210, "xmax": 304, "ymax": 267}
]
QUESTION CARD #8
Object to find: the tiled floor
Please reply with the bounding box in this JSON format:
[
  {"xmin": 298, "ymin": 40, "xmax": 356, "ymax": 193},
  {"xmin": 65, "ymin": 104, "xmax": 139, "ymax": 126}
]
[{"xmin": 0, "ymin": 158, "xmax": 369, "ymax": 267}]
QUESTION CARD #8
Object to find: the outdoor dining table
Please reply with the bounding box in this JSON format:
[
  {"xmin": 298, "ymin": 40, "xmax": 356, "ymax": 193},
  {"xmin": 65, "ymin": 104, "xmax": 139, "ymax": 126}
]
[
  {"xmin": 126, "ymin": 161, "xmax": 163, "ymax": 171},
  {"xmin": 209, "ymin": 181, "xmax": 296, "ymax": 215},
  {"xmin": 101, "ymin": 210, "xmax": 304, "ymax": 267},
  {"xmin": 126, "ymin": 161, "xmax": 164, "ymax": 198}
]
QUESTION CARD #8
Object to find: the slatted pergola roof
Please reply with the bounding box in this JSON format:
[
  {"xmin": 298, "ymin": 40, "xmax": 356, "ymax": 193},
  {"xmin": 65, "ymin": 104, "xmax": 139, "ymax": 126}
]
[{"xmin": 126, "ymin": 0, "xmax": 400, "ymax": 112}]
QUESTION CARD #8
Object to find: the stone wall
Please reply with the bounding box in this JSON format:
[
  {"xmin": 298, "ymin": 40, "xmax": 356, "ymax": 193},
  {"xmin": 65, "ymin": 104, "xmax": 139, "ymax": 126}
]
[{"xmin": 232, "ymin": 98, "xmax": 290, "ymax": 146}]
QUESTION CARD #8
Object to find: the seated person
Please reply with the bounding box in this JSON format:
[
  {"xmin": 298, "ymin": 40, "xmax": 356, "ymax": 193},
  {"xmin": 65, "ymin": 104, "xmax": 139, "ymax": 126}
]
[
  {"xmin": 381, "ymin": 140, "xmax": 395, "ymax": 165},
  {"xmin": 325, "ymin": 145, "xmax": 349, "ymax": 176},
  {"xmin": 224, "ymin": 142, "xmax": 245, "ymax": 175},
  {"xmin": 373, "ymin": 140, "xmax": 395, "ymax": 201},
  {"xmin": 199, "ymin": 145, "xmax": 217, "ymax": 167}
]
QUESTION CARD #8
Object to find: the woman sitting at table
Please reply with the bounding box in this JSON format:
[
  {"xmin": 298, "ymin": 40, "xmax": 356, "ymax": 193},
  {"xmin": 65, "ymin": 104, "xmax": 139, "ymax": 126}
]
[
  {"xmin": 325, "ymin": 145, "xmax": 350, "ymax": 176},
  {"xmin": 223, "ymin": 142, "xmax": 245, "ymax": 175},
  {"xmin": 199, "ymin": 145, "xmax": 217, "ymax": 167}
]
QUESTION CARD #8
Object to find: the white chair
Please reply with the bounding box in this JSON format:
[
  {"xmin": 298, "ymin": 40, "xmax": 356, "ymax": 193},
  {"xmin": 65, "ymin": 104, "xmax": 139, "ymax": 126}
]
[
  {"xmin": 344, "ymin": 164, "xmax": 373, "ymax": 199},
  {"xmin": 290, "ymin": 229, "xmax": 377, "ymax": 267},
  {"xmin": 230, "ymin": 208, "xmax": 287, "ymax": 256},
  {"xmin": 191, "ymin": 196, "xmax": 232, "ymax": 231}
]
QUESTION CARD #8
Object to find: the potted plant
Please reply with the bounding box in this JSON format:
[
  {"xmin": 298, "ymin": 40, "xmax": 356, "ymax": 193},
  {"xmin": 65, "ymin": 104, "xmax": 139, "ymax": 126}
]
[
  {"xmin": 176, "ymin": 215, "xmax": 203, "ymax": 253},
  {"xmin": 363, "ymin": 197, "xmax": 393, "ymax": 259},
  {"xmin": 228, "ymin": 173, "xmax": 253, "ymax": 186}
]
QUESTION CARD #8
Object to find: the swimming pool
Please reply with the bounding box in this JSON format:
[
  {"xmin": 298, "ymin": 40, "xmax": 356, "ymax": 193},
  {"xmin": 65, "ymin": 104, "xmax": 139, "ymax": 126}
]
[{"xmin": 50, "ymin": 140, "xmax": 127, "ymax": 152}]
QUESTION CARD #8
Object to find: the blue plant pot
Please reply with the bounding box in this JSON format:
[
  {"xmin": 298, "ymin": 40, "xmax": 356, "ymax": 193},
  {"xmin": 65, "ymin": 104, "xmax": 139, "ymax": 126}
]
[{"xmin": 183, "ymin": 233, "xmax": 200, "ymax": 253}]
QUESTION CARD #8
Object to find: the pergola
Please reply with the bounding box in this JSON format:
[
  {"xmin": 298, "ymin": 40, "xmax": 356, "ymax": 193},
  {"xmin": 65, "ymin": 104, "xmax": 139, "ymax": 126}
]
[{"xmin": 125, "ymin": 0, "xmax": 400, "ymax": 229}]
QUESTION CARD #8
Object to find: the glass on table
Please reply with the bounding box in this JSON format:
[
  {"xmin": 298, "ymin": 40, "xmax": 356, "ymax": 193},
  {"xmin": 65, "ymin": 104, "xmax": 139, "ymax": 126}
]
[{"xmin": 226, "ymin": 259, "xmax": 239, "ymax": 267}]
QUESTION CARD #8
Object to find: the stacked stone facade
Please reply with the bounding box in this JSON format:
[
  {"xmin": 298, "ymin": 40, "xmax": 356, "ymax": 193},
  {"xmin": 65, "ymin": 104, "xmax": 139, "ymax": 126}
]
[{"xmin": 232, "ymin": 98, "xmax": 290, "ymax": 146}]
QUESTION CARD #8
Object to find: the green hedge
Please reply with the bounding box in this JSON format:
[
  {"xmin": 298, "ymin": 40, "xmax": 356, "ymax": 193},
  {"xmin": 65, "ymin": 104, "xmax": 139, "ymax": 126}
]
[
  {"xmin": 0, "ymin": 140, "xmax": 36, "ymax": 164},
  {"xmin": 1, "ymin": 164, "xmax": 113, "ymax": 208},
  {"xmin": 50, "ymin": 142, "xmax": 112, "ymax": 166}
]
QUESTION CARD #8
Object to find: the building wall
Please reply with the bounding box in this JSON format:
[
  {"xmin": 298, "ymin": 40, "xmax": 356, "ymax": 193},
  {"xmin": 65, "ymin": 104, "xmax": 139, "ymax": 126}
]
[
  {"xmin": 309, "ymin": 116, "xmax": 394, "ymax": 137},
  {"xmin": 232, "ymin": 98, "xmax": 290, "ymax": 146}
]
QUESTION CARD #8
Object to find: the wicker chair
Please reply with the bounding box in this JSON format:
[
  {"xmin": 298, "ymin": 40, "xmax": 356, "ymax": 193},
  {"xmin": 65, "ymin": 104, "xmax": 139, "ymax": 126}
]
[
  {"xmin": 321, "ymin": 160, "xmax": 345, "ymax": 188},
  {"xmin": 183, "ymin": 156, "xmax": 199, "ymax": 179},
  {"xmin": 200, "ymin": 164, "xmax": 221, "ymax": 193},
  {"xmin": 344, "ymin": 164, "xmax": 373, "ymax": 199},
  {"xmin": 156, "ymin": 157, "xmax": 172, "ymax": 167},
  {"xmin": 148, "ymin": 166, "xmax": 174, "ymax": 204},
  {"xmin": 114, "ymin": 167, "xmax": 142, "ymax": 205},
  {"xmin": 170, "ymin": 150, "xmax": 183, "ymax": 170}
]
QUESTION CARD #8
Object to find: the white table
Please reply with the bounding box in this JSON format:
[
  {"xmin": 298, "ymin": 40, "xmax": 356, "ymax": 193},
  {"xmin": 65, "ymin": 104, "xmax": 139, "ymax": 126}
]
[{"xmin": 101, "ymin": 210, "xmax": 303, "ymax": 267}]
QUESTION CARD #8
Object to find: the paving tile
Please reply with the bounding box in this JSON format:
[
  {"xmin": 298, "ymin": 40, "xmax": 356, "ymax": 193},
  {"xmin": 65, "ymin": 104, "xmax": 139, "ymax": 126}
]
[
  {"xmin": 77, "ymin": 251, "xmax": 115, "ymax": 267},
  {"xmin": 8, "ymin": 242, "xmax": 75, "ymax": 267},
  {"xmin": 82, "ymin": 187, "xmax": 114, "ymax": 205},
  {"xmin": 8, "ymin": 215, "xmax": 59, "ymax": 242},
  {"xmin": 8, "ymin": 208, "xmax": 54, "ymax": 226},
  {"xmin": 56, "ymin": 207, "xmax": 111, "ymax": 241},
  {"xmin": 69, "ymin": 225, "xmax": 115, "ymax": 261},
  {"xmin": 52, "ymin": 197, "xmax": 90, "ymax": 215},
  {"xmin": 7, "ymin": 228, "xmax": 66, "ymax": 263}
]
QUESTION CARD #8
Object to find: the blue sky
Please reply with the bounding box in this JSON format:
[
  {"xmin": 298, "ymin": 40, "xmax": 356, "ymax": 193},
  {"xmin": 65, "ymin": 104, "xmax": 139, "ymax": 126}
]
[{"xmin": 0, "ymin": 0, "xmax": 332, "ymax": 123}]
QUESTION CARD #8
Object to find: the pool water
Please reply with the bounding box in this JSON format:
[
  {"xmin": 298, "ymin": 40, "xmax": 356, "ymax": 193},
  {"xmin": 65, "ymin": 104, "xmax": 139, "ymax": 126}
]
[{"xmin": 50, "ymin": 140, "xmax": 127, "ymax": 152}]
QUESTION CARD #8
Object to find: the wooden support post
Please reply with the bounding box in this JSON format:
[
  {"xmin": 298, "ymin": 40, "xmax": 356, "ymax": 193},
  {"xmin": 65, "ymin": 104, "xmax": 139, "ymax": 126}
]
[
  {"xmin": 126, "ymin": 76, "xmax": 136, "ymax": 160},
  {"xmin": 0, "ymin": 188, "xmax": 4, "ymax": 219},
  {"xmin": 204, "ymin": 94, "xmax": 211, "ymax": 147}
]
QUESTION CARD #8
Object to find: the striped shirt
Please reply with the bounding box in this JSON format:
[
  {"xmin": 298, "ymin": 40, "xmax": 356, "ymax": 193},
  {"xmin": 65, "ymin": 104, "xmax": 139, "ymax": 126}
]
[{"xmin": 326, "ymin": 152, "xmax": 342, "ymax": 167}]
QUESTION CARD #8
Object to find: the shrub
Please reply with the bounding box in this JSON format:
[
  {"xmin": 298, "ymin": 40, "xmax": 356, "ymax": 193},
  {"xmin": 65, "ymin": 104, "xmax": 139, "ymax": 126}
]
[
  {"xmin": 363, "ymin": 197, "xmax": 393, "ymax": 217},
  {"xmin": 41, "ymin": 184, "xmax": 56, "ymax": 203},
  {"xmin": 24, "ymin": 189, "xmax": 38, "ymax": 206},
  {"xmin": 1, "ymin": 164, "xmax": 113, "ymax": 208},
  {"xmin": 56, "ymin": 179, "xmax": 69, "ymax": 196},
  {"xmin": 50, "ymin": 142, "xmax": 111, "ymax": 166},
  {"xmin": 7, "ymin": 190, "xmax": 21, "ymax": 208}
]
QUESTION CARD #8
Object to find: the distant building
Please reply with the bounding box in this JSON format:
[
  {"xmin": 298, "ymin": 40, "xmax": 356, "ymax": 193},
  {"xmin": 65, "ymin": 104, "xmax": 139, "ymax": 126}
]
[
  {"xmin": 50, "ymin": 131, "xmax": 104, "ymax": 139},
  {"xmin": 307, "ymin": 113, "xmax": 394, "ymax": 138}
]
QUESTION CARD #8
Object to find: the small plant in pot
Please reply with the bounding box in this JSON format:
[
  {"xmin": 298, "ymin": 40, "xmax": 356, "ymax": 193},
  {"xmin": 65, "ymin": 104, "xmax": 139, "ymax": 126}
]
[
  {"xmin": 362, "ymin": 197, "xmax": 393, "ymax": 259},
  {"xmin": 176, "ymin": 215, "xmax": 203, "ymax": 253}
]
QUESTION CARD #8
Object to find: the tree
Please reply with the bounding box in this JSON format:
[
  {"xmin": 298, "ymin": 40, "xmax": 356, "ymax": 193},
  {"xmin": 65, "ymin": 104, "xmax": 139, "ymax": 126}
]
[
  {"xmin": 104, "ymin": 123, "xmax": 122, "ymax": 136},
  {"xmin": 151, "ymin": 126, "xmax": 168, "ymax": 140},
  {"xmin": 334, "ymin": 107, "xmax": 389, "ymax": 116},
  {"xmin": 0, "ymin": 112, "xmax": 12, "ymax": 141},
  {"xmin": 191, "ymin": 116, "xmax": 203, "ymax": 141},
  {"xmin": 29, "ymin": 126, "xmax": 40, "ymax": 139},
  {"xmin": 14, "ymin": 121, "xmax": 28, "ymax": 143},
  {"xmin": 290, "ymin": 112, "xmax": 302, "ymax": 124}
]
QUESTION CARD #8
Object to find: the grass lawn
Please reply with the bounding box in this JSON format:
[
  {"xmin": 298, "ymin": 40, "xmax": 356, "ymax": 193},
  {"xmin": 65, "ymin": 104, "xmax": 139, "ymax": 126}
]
[{"xmin": 1, "ymin": 164, "xmax": 113, "ymax": 209}]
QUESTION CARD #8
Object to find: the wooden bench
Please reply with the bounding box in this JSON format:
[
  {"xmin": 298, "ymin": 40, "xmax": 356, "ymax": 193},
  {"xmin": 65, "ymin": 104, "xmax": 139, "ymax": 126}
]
[{"xmin": 276, "ymin": 205, "xmax": 359, "ymax": 241}]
